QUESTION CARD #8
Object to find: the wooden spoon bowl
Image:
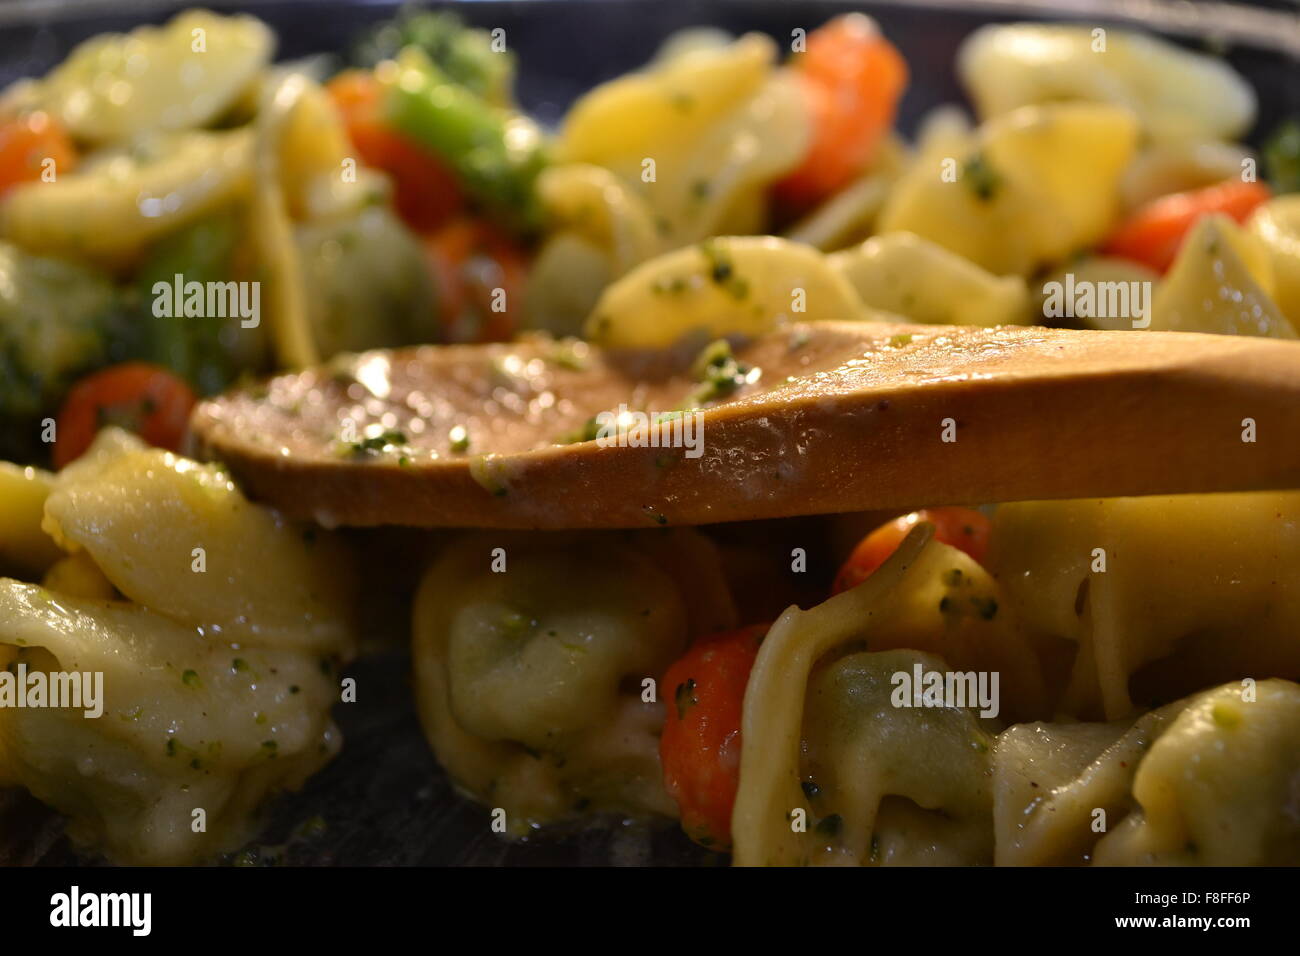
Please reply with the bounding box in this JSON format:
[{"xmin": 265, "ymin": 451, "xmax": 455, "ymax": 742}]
[{"xmin": 191, "ymin": 322, "xmax": 1300, "ymax": 529}]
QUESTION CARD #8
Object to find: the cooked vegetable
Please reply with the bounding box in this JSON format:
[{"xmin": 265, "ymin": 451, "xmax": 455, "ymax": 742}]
[
  {"xmin": 52, "ymin": 362, "xmax": 196, "ymax": 468},
  {"xmin": 133, "ymin": 212, "xmax": 267, "ymax": 395},
  {"xmin": 772, "ymin": 14, "xmax": 908, "ymax": 212},
  {"xmin": 833, "ymin": 507, "xmax": 991, "ymax": 594},
  {"xmin": 328, "ymin": 70, "xmax": 466, "ymax": 232},
  {"xmin": 0, "ymin": 111, "xmax": 76, "ymax": 196},
  {"xmin": 381, "ymin": 49, "xmax": 547, "ymax": 233},
  {"xmin": 660, "ymin": 623, "xmax": 769, "ymax": 850},
  {"xmin": 1262, "ymin": 118, "xmax": 1300, "ymax": 195},
  {"xmin": 296, "ymin": 204, "xmax": 438, "ymax": 357},
  {"xmin": 0, "ymin": 242, "xmax": 123, "ymax": 462},
  {"xmin": 352, "ymin": 8, "xmax": 516, "ymax": 107},
  {"xmin": 423, "ymin": 217, "xmax": 528, "ymax": 342},
  {"xmin": 1101, "ymin": 180, "xmax": 1273, "ymax": 273}
]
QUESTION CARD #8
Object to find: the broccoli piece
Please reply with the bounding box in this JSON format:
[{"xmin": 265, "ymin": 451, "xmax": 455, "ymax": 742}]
[
  {"xmin": 132, "ymin": 211, "xmax": 269, "ymax": 396},
  {"xmin": 1263, "ymin": 118, "xmax": 1300, "ymax": 195},
  {"xmin": 0, "ymin": 242, "xmax": 123, "ymax": 463},
  {"xmin": 352, "ymin": 7, "xmax": 516, "ymax": 107}
]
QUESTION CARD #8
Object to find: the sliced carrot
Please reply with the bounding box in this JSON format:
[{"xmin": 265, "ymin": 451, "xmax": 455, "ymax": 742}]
[
  {"xmin": 422, "ymin": 217, "xmax": 529, "ymax": 342},
  {"xmin": 0, "ymin": 111, "xmax": 76, "ymax": 196},
  {"xmin": 660, "ymin": 623, "xmax": 769, "ymax": 851},
  {"xmin": 832, "ymin": 507, "xmax": 991, "ymax": 594},
  {"xmin": 772, "ymin": 14, "xmax": 908, "ymax": 212},
  {"xmin": 54, "ymin": 363, "xmax": 196, "ymax": 469},
  {"xmin": 327, "ymin": 70, "xmax": 464, "ymax": 232},
  {"xmin": 1101, "ymin": 180, "xmax": 1272, "ymax": 273}
]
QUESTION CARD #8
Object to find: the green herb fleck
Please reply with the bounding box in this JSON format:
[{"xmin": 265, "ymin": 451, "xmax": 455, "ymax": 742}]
[
  {"xmin": 686, "ymin": 339, "xmax": 759, "ymax": 406},
  {"xmin": 962, "ymin": 152, "xmax": 1003, "ymax": 202},
  {"xmin": 548, "ymin": 339, "xmax": 590, "ymax": 370},
  {"xmin": 697, "ymin": 239, "xmax": 750, "ymax": 300},
  {"xmin": 1263, "ymin": 117, "xmax": 1300, "ymax": 193},
  {"xmin": 343, "ymin": 429, "xmax": 408, "ymax": 457},
  {"xmin": 651, "ymin": 275, "xmax": 689, "ymax": 296}
]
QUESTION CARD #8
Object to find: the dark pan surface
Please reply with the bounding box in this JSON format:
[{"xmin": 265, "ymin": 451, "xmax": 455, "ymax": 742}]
[{"xmin": 0, "ymin": 0, "xmax": 1297, "ymax": 866}]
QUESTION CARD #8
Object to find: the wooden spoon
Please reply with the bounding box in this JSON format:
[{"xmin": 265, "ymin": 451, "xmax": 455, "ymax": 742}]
[{"xmin": 190, "ymin": 321, "xmax": 1300, "ymax": 529}]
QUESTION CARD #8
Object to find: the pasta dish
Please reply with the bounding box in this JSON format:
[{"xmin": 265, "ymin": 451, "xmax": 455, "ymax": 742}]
[{"xmin": 0, "ymin": 5, "xmax": 1297, "ymax": 868}]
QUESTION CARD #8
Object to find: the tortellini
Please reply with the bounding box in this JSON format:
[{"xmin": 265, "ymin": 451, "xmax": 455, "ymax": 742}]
[
  {"xmin": 535, "ymin": 163, "xmax": 663, "ymax": 279},
  {"xmin": 829, "ymin": 231, "xmax": 1030, "ymax": 327},
  {"xmin": 584, "ymin": 236, "xmax": 869, "ymax": 348},
  {"xmin": 0, "ymin": 463, "xmax": 62, "ymax": 580},
  {"xmin": 989, "ymin": 491, "xmax": 1300, "ymax": 720},
  {"xmin": 958, "ymin": 24, "xmax": 1256, "ymax": 143},
  {"xmin": 1249, "ymin": 194, "xmax": 1300, "ymax": 330},
  {"xmin": 29, "ymin": 9, "xmax": 272, "ymax": 144},
  {"xmin": 412, "ymin": 529, "xmax": 735, "ymax": 833},
  {"xmin": 1149, "ymin": 215, "xmax": 1295, "ymax": 338},
  {"xmin": 740, "ymin": 648, "xmax": 996, "ymax": 867},
  {"xmin": 0, "ymin": 586, "xmax": 343, "ymax": 865},
  {"xmin": 1, "ymin": 129, "xmax": 253, "ymax": 267},
  {"xmin": 734, "ymin": 514, "xmax": 1300, "ymax": 867},
  {"xmin": 994, "ymin": 679, "xmax": 1300, "ymax": 866},
  {"xmin": 533, "ymin": 32, "xmax": 814, "ymax": 339},
  {"xmin": 877, "ymin": 103, "xmax": 1138, "ymax": 275},
  {"xmin": 0, "ymin": 429, "xmax": 356, "ymax": 864},
  {"xmin": 731, "ymin": 528, "xmax": 1049, "ymax": 866},
  {"xmin": 42, "ymin": 432, "xmax": 355, "ymax": 653},
  {"xmin": 524, "ymin": 163, "xmax": 664, "ymax": 336},
  {"xmin": 557, "ymin": 33, "xmax": 810, "ymax": 250}
]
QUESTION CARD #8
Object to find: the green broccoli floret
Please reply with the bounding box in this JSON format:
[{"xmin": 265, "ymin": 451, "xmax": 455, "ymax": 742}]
[
  {"xmin": 0, "ymin": 243, "xmax": 122, "ymax": 463},
  {"xmin": 132, "ymin": 211, "xmax": 269, "ymax": 396},
  {"xmin": 352, "ymin": 7, "xmax": 516, "ymax": 107},
  {"xmin": 1263, "ymin": 118, "xmax": 1300, "ymax": 195}
]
